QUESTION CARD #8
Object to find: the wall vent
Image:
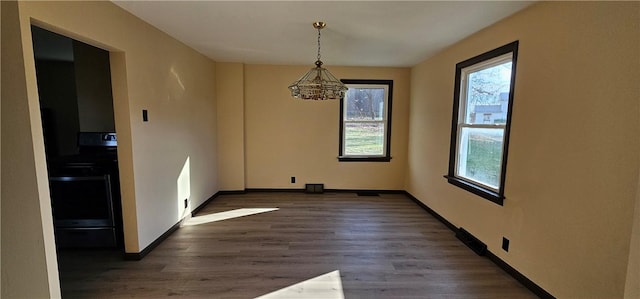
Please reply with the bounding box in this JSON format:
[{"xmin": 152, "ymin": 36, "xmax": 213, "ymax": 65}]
[
  {"xmin": 305, "ymin": 184, "xmax": 324, "ymax": 194},
  {"xmin": 456, "ymin": 227, "xmax": 487, "ymax": 256}
]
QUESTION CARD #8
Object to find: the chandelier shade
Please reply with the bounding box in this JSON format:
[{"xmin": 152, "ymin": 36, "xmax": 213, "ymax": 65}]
[{"xmin": 288, "ymin": 22, "xmax": 347, "ymax": 101}]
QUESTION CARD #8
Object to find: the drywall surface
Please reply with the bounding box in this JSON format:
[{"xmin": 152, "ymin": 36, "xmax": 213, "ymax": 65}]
[
  {"xmin": 216, "ymin": 62, "xmax": 246, "ymax": 191},
  {"xmin": 1, "ymin": 1, "xmax": 61, "ymax": 297},
  {"xmin": 10, "ymin": 0, "xmax": 218, "ymax": 262},
  {"xmin": 243, "ymin": 64, "xmax": 410, "ymax": 190},
  {"xmin": 625, "ymin": 174, "xmax": 640, "ymax": 298},
  {"xmin": 406, "ymin": 2, "xmax": 639, "ymax": 298}
]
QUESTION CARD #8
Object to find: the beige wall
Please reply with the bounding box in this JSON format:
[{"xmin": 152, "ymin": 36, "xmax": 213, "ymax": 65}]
[
  {"xmin": 1, "ymin": 1, "xmax": 61, "ymax": 297},
  {"xmin": 216, "ymin": 63, "xmax": 246, "ymax": 191},
  {"xmin": 407, "ymin": 2, "xmax": 640, "ymax": 298},
  {"xmin": 4, "ymin": 1, "xmax": 638, "ymax": 298},
  {"xmin": 2, "ymin": 1, "xmax": 219, "ymax": 296},
  {"xmin": 243, "ymin": 64, "xmax": 410, "ymax": 190},
  {"xmin": 626, "ymin": 174, "xmax": 640, "ymax": 298}
]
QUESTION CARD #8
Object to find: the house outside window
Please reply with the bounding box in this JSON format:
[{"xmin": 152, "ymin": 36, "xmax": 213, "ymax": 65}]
[
  {"xmin": 339, "ymin": 79, "xmax": 393, "ymax": 162},
  {"xmin": 445, "ymin": 41, "xmax": 519, "ymax": 205},
  {"xmin": 475, "ymin": 92, "xmax": 509, "ymax": 124}
]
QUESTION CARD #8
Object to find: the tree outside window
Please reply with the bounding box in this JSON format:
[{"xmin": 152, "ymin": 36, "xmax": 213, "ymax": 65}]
[{"xmin": 339, "ymin": 80, "xmax": 393, "ymax": 162}]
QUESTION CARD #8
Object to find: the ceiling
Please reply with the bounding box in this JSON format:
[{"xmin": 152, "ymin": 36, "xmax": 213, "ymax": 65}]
[{"xmin": 113, "ymin": 1, "xmax": 534, "ymax": 67}]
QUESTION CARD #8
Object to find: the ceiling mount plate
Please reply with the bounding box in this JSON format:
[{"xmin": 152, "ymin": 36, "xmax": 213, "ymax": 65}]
[{"xmin": 312, "ymin": 22, "xmax": 326, "ymax": 30}]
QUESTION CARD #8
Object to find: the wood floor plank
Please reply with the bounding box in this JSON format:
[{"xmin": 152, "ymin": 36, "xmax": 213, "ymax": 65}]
[{"xmin": 57, "ymin": 192, "xmax": 537, "ymax": 298}]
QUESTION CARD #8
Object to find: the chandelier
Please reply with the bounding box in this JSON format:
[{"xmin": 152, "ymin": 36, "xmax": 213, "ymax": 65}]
[{"xmin": 288, "ymin": 22, "xmax": 348, "ymax": 101}]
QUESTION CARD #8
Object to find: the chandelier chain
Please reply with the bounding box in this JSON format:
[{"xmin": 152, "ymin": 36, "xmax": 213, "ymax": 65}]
[{"xmin": 317, "ymin": 27, "xmax": 322, "ymax": 62}]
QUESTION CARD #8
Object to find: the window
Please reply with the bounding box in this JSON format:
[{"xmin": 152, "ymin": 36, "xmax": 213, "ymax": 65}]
[
  {"xmin": 339, "ymin": 80, "xmax": 393, "ymax": 162},
  {"xmin": 445, "ymin": 41, "xmax": 518, "ymax": 205}
]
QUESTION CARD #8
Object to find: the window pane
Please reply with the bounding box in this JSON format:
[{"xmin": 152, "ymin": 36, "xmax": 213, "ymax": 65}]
[
  {"xmin": 344, "ymin": 122, "xmax": 384, "ymax": 155},
  {"xmin": 447, "ymin": 41, "xmax": 518, "ymax": 203},
  {"xmin": 457, "ymin": 127, "xmax": 504, "ymax": 189},
  {"xmin": 464, "ymin": 61, "xmax": 512, "ymax": 125},
  {"xmin": 345, "ymin": 88, "xmax": 386, "ymax": 121}
]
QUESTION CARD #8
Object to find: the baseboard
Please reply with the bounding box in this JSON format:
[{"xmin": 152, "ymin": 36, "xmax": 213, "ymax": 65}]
[
  {"xmin": 123, "ymin": 221, "xmax": 181, "ymax": 261},
  {"xmin": 192, "ymin": 189, "xmax": 404, "ymax": 217},
  {"xmin": 191, "ymin": 191, "xmax": 219, "ymax": 216},
  {"xmin": 218, "ymin": 190, "xmax": 248, "ymax": 195},
  {"xmin": 404, "ymin": 191, "xmax": 457, "ymax": 231},
  {"xmin": 124, "ymin": 190, "xmax": 227, "ymax": 260},
  {"xmin": 191, "ymin": 190, "xmax": 246, "ymax": 216},
  {"xmin": 324, "ymin": 189, "xmax": 405, "ymax": 194},
  {"xmin": 245, "ymin": 188, "xmax": 305, "ymax": 192},
  {"xmin": 243, "ymin": 188, "xmax": 406, "ymax": 194},
  {"xmin": 404, "ymin": 191, "xmax": 555, "ymax": 299},
  {"xmin": 486, "ymin": 251, "xmax": 555, "ymax": 299}
]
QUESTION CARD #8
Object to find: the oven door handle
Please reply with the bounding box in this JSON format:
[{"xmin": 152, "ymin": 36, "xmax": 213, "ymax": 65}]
[{"xmin": 49, "ymin": 175, "xmax": 110, "ymax": 182}]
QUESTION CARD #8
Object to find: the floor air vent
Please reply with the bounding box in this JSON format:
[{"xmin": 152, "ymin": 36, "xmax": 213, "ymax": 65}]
[
  {"xmin": 356, "ymin": 191, "xmax": 380, "ymax": 196},
  {"xmin": 305, "ymin": 184, "xmax": 324, "ymax": 193},
  {"xmin": 456, "ymin": 227, "xmax": 487, "ymax": 256}
]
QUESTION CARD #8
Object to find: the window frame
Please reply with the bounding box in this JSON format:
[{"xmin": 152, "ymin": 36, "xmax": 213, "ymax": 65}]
[
  {"xmin": 445, "ymin": 41, "xmax": 519, "ymax": 205},
  {"xmin": 338, "ymin": 79, "xmax": 393, "ymax": 162}
]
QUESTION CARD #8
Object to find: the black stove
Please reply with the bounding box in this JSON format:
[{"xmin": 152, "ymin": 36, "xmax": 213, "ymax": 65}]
[
  {"xmin": 49, "ymin": 132, "xmax": 118, "ymax": 176},
  {"xmin": 48, "ymin": 132, "xmax": 123, "ymax": 249}
]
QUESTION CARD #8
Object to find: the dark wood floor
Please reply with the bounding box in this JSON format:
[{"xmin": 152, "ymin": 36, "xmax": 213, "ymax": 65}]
[{"xmin": 57, "ymin": 192, "xmax": 537, "ymax": 298}]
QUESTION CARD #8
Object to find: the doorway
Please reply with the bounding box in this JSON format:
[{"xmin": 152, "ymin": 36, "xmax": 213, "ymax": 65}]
[{"xmin": 31, "ymin": 26, "xmax": 125, "ymax": 252}]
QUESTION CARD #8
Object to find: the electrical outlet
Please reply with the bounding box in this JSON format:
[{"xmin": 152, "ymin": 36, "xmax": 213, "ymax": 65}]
[
  {"xmin": 291, "ymin": 177, "xmax": 296, "ymax": 184},
  {"xmin": 502, "ymin": 237, "xmax": 510, "ymax": 252},
  {"xmin": 184, "ymin": 198, "xmax": 188, "ymax": 209}
]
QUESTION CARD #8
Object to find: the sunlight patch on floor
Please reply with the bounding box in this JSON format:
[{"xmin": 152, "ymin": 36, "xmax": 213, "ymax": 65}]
[
  {"xmin": 183, "ymin": 208, "xmax": 279, "ymax": 226},
  {"xmin": 255, "ymin": 270, "xmax": 344, "ymax": 299}
]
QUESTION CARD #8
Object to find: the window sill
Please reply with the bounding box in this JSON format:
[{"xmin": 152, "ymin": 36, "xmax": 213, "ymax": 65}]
[
  {"xmin": 338, "ymin": 156, "xmax": 391, "ymax": 162},
  {"xmin": 443, "ymin": 175, "xmax": 504, "ymax": 206}
]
